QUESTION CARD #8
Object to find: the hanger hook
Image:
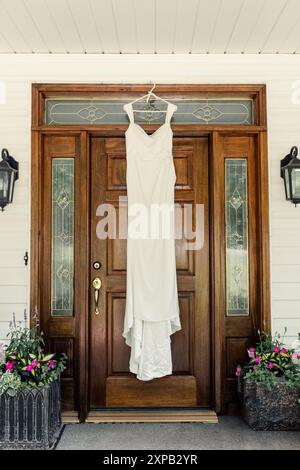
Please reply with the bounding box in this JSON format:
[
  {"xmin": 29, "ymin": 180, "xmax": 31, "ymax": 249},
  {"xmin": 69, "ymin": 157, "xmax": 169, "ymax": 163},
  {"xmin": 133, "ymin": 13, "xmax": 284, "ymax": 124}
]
[{"xmin": 146, "ymin": 83, "xmax": 156, "ymax": 103}]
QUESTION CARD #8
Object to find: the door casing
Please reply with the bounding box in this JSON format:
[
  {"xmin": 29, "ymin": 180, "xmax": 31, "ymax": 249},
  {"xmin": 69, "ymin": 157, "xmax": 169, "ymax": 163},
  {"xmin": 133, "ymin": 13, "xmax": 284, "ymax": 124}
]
[{"xmin": 31, "ymin": 84, "xmax": 270, "ymax": 421}]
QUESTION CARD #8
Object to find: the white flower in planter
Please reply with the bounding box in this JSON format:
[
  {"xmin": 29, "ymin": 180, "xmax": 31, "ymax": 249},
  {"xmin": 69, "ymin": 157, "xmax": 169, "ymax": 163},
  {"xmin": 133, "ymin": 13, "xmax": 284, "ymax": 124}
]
[
  {"xmin": 291, "ymin": 352, "xmax": 300, "ymax": 365},
  {"xmin": 291, "ymin": 334, "xmax": 300, "ymax": 365},
  {"xmin": 0, "ymin": 341, "xmax": 5, "ymax": 364}
]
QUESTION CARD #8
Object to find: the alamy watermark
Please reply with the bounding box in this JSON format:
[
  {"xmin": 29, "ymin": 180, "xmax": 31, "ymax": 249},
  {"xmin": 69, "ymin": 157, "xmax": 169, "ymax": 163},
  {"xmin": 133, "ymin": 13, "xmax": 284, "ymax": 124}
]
[
  {"xmin": 96, "ymin": 196, "xmax": 204, "ymax": 250},
  {"xmin": 291, "ymin": 80, "xmax": 300, "ymax": 105},
  {"xmin": 0, "ymin": 81, "xmax": 6, "ymax": 105}
]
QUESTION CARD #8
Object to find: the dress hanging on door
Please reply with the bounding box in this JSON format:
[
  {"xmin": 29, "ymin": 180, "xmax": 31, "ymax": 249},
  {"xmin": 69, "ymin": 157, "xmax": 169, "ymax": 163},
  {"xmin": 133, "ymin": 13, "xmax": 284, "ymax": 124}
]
[{"xmin": 122, "ymin": 100, "xmax": 181, "ymax": 381}]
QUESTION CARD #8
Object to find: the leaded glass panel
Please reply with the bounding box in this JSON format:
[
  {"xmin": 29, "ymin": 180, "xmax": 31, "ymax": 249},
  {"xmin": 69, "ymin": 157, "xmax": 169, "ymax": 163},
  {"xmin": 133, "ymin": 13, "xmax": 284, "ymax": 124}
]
[
  {"xmin": 225, "ymin": 159, "xmax": 249, "ymax": 316},
  {"xmin": 51, "ymin": 159, "xmax": 74, "ymax": 316},
  {"xmin": 292, "ymin": 168, "xmax": 300, "ymax": 199},
  {"xmin": 45, "ymin": 98, "xmax": 253, "ymax": 125}
]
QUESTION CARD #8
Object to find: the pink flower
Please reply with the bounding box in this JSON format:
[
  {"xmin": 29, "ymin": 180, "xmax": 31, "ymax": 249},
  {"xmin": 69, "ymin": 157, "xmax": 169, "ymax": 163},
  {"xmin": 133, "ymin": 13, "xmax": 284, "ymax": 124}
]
[
  {"xmin": 26, "ymin": 364, "xmax": 33, "ymax": 372},
  {"xmin": 31, "ymin": 360, "xmax": 39, "ymax": 368},
  {"xmin": 49, "ymin": 359, "xmax": 56, "ymax": 369},
  {"xmin": 235, "ymin": 366, "xmax": 241, "ymax": 377},
  {"xmin": 281, "ymin": 348, "xmax": 287, "ymax": 354},
  {"xmin": 248, "ymin": 347, "xmax": 255, "ymax": 358},
  {"xmin": 254, "ymin": 356, "xmax": 261, "ymax": 364},
  {"xmin": 274, "ymin": 346, "xmax": 280, "ymax": 353},
  {"xmin": 5, "ymin": 361, "xmax": 15, "ymax": 371},
  {"xmin": 267, "ymin": 362, "xmax": 274, "ymax": 369}
]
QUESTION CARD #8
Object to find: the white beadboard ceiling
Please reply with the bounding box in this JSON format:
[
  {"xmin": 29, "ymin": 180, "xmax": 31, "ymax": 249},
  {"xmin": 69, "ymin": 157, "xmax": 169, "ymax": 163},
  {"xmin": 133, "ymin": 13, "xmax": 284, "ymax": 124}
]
[{"xmin": 0, "ymin": 0, "xmax": 300, "ymax": 54}]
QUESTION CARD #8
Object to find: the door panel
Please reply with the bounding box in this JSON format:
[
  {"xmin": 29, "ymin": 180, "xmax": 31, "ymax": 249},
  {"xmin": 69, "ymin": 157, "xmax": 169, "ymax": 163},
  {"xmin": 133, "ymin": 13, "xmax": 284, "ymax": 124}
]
[
  {"xmin": 89, "ymin": 136, "xmax": 210, "ymax": 409},
  {"xmin": 106, "ymin": 376, "xmax": 197, "ymax": 407}
]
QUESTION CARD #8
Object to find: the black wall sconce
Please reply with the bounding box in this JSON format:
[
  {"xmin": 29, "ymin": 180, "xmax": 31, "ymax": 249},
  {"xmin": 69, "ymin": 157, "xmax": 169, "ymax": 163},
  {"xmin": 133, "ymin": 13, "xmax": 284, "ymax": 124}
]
[
  {"xmin": 281, "ymin": 146, "xmax": 300, "ymax": 206},
  {"xmin": 0, "ymin": 149, "xmax": 19, "ymax": 211}
]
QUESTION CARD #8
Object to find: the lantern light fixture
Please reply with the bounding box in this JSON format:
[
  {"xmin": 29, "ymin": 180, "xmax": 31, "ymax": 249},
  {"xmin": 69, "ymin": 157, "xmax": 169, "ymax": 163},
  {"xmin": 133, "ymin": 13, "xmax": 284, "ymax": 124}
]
[
  {"xmin": 0, "ymin": 148, "xmax": 19, "ymax": 211},
  {"xmin": 280, "ymin": 146, "xmax": 300, "ymax": 207}
]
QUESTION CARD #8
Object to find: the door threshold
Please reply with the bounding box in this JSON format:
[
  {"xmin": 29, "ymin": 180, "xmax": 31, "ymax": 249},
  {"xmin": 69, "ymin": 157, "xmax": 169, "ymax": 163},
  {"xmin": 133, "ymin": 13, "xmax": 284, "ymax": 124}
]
[
  {"xmin": 86, "ymin": 408, "xmax": 218, "ymax": 423},
  {"xmin": 62, "ymin": 411, "xmax": 80, "ymax": 423}
]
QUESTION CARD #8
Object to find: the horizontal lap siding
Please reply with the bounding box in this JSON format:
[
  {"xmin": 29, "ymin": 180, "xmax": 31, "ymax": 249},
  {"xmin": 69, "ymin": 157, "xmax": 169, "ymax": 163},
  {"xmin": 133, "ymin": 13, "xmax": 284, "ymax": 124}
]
[
  {"xmin": 0, "ymin": 65, "xmax": 31, "ymax": 338},
  {"xmin": 0, "ymin": 54, "xmax": 299, "ymax": 344}
]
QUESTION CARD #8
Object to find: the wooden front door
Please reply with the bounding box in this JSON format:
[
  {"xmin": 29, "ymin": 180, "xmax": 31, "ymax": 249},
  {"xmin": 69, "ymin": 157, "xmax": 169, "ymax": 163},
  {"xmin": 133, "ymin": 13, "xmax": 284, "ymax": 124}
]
[{"xmin": 88, "ymin": 136, "xmax": 210, "ymax": 409}]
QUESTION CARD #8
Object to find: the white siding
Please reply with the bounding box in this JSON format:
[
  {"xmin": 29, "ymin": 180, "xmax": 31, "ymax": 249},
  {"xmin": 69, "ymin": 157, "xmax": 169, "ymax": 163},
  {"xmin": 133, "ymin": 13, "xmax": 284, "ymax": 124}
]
[{"xmin": 0, "ymin": 54, "xmax": 299, "ymax": 345}]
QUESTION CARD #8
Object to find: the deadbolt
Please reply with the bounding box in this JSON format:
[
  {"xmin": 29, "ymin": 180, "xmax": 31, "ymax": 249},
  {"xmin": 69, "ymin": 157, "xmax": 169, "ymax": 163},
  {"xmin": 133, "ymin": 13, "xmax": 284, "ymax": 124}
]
[{"xmin": 93, "ymin": 261, "xmax": 102, "ymax": 270}]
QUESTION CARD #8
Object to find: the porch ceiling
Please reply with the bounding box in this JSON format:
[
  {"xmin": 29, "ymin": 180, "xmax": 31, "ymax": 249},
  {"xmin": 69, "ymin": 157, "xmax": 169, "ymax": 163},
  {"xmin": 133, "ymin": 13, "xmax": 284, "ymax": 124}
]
[{"xmin": 0, "ymin": 0, "xmax": 300, "ymax": 55}]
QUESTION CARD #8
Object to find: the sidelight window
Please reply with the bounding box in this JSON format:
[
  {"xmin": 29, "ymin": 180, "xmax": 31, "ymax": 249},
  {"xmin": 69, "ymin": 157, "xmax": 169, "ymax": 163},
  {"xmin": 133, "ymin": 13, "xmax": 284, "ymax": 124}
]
[
  {"xmin": 225, "ymin": 158, "xmax": 249, "ymax": 316},
  {"xmin": 51, "ymin": 158, "xmax": 74, "ymax": 316}
]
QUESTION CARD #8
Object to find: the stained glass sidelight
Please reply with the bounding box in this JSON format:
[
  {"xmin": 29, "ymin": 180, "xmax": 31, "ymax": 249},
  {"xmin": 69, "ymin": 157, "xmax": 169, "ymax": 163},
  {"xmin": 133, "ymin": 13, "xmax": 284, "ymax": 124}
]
[
  {"xmin": 225, "ymin": 159, "xmax": 249, "ymax": 316},
  {"xmin": 51, "ymin": 159, "xmax": 74, "ymax": 316},
  {"xmin": 45, "ymin": 98, "xmax": 254, "ymax": 125}
]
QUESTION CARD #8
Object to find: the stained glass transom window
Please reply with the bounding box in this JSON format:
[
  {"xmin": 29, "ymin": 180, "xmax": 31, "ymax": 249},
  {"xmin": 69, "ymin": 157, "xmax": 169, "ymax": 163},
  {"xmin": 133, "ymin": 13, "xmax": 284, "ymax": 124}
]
[
  {"xmin": 45, "ymin": 98, "xmax": 254, "ymax": 125},
  {"xmin": 51, "ymin": 159, "xmax": 74, "ymax": 316},
  {"xmin": 225, "ymin": 159, "xmax": 249, "ymax": 316}
]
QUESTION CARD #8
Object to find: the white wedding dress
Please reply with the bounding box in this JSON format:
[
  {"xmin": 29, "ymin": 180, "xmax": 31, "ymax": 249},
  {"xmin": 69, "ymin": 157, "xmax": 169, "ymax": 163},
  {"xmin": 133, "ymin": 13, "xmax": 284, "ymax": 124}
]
[{"xmin": 122, "ymin": 100, "xmax": 181, "ymax": 381}]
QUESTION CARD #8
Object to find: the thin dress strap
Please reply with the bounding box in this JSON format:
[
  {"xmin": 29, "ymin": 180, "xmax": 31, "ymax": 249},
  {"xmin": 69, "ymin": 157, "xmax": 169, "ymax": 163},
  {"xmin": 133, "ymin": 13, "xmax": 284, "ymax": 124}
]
[
  {"xmin": 165, "ymin": 102, "xmax": 177, "ymax": 123},
  {"xmin": 124, "ymin": 102, "xmax": 135, "ymax": 123}
]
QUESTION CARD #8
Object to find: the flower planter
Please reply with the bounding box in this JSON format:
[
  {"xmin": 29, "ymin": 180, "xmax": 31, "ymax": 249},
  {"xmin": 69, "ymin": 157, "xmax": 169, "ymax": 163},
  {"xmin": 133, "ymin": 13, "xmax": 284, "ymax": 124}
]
[
  {"xmin": 0, "ymin": 378, "xmax": 62, "ymax": 449},
  {"xmin": 239, "ymin": 378, "xmax": 300, "ymax": 431}
]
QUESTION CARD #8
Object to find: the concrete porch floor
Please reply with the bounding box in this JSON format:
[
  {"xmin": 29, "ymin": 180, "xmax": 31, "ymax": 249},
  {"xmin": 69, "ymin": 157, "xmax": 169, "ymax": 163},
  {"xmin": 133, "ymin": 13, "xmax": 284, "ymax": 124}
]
[{"xmin": 56, "ymin": 417, "xmax": 300, "ymax": 450}]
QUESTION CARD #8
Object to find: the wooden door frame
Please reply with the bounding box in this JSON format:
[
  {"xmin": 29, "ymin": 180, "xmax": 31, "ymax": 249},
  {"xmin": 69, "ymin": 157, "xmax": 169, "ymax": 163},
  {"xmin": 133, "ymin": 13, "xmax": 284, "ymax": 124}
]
[{"xmin": 31, "ymin": 83, "xmax": 270, "ymax": 421}]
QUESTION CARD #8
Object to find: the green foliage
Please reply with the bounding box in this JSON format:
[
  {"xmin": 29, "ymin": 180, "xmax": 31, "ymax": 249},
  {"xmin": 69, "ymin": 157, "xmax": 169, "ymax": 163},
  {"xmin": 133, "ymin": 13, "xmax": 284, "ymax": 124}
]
[
  {"xmin": 0, "ymin": 323, "xmax": 67, "ymax": 394},
  {"xmin": 0, "ymin": 371, "xmax": 22, "ymax": 396},
  {"xmin": 285, "ymin": 369, "xmax": 300, "ymax": 388},
  {"xmin": 5, "ymin": 325, "xmax": 44, "ymax": 359},
  {"xmin": 243, "ymin": 367, "xmax": 278, "ymax": 391}
]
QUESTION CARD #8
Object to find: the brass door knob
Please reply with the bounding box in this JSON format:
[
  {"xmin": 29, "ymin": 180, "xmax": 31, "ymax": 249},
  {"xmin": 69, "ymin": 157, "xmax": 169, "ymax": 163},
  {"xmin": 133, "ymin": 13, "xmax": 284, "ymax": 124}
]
[{"xmin": 92, "ymin": 277, "xmax": 102, "ymax": 315}]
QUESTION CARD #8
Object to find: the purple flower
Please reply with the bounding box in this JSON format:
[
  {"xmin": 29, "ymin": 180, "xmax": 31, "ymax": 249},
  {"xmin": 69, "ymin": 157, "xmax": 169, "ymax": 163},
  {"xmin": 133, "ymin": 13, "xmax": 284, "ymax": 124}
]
[
  {"xmin": 5, "ymin": 361, "xmax": 15, "ymax": 371},
  {"xmin": 274, "ymin": 346, "xmax": 280, "ymax": 353},
  {"xmin": 248, "ymin": 347, "xmax": 255, "ymax": 358},
  {"xmin": 31, "ymin": 359, "xmax": 39, "ymax": 368},
  {"xmin": 235, "ymin": 366, "xmax": 242, "ymax": 377},
  {"xmin": 281, "ymin": 347, "xmax": 287, "ymax": 354},
  {"xmin": 267, "ymin": 362, "xmax": 274, "ymax": 369},
  {"xmin": 49, "ymin": 359, "xmax": 56, "ymax": 369},
  {"xmin": 254, "ymin": 356, "xmax": 261, "ymax": 364},
  {"xmin": 26, "ymin": 364, "xmax": 33, "ymax": 372}
]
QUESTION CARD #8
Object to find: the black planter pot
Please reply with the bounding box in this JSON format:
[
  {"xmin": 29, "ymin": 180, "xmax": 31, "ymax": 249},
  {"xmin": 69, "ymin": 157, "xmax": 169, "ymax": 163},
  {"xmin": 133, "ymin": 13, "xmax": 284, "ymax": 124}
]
[
  {"xmin": 239, "ymin": 378, "xmax": 300, "ymax": 431},
  {"xmin": 0, "ymin": 378, "xmax": 62, "ymax": 449}
]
